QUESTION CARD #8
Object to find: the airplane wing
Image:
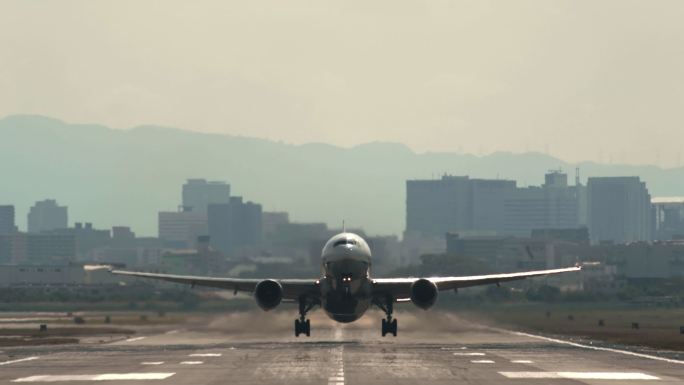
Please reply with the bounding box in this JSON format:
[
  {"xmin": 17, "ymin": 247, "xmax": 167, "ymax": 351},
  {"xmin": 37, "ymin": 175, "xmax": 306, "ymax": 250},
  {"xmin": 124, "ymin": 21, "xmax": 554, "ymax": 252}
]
[
  {"xmin": 110, "ymin": 270, "xmax": 319, "ymax": 300},
  {"xmin": 372, "ymin": 266, "xmax": 581, "ymax": 300}
]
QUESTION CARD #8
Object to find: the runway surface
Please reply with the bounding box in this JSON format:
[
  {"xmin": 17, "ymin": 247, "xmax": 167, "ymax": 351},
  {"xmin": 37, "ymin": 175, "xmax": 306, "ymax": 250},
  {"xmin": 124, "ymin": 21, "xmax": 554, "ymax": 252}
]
[{"xmin": 1, "ymin": 310, "xmax": 683, "ymax": 384}]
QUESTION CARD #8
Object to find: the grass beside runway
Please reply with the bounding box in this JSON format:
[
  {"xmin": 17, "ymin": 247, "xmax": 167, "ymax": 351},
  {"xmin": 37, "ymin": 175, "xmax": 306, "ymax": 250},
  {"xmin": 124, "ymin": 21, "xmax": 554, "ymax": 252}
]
[{"xmin": 460, "ymin": 303, "xmax": 684, "ymax": 351}]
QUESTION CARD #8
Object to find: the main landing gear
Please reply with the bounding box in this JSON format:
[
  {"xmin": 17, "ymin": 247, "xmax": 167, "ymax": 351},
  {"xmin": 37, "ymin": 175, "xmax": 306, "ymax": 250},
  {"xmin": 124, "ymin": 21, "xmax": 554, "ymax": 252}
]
[
  {"xmin": 377, "ymin": 298, "xmax": 397, "ymax": 337},
  {"xmin": 295, "ymin": 296, "xmax": 313, "ymax": 337}
]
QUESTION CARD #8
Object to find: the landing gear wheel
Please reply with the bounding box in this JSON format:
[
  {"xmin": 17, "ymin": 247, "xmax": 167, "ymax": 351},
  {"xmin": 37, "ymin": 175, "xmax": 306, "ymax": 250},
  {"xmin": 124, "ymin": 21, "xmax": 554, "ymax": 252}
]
[
  {"xmin": 295, "ymin": 295, "xmax": 314, "ymax": 337},
  {"xmin": 378, "ymin": 297, "xmax": 397, "ymax": 337},
  {"xmin": 295, "ymin": 319, "xmax": 302, "ymax": 337}
]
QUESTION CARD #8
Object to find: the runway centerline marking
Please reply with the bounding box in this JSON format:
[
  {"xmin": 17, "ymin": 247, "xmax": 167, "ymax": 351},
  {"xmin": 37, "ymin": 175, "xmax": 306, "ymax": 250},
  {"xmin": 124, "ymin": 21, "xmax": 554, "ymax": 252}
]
[
  {"xmin": 123, "ymin": 337, "xmax": 146, "ymax": 342},
  {"xmin": 189, "ymin": 353, "xmax": 222, "ymax": 357},
  {"xmin": 141, "ymin": 362, "xmax": 164, "ymax": 365},
  {"xmin": 12, "ymin": 373, "xmax": 175, "ymax": 382},
  {"xmin": 509, "ymin": 330, "xmax": 684, "ymax": 365},
  {"xmin": 511, "ymin": 360, "xmax": 534, "ymax": 364},
  {"xmin": 0, "ymin": 357, "xmax": 40, "ymax": 366},
  {"xmin": 452, "ymin": 352, "xmax": 486, "ymax": 356},
  {"xmin": 499, "ymin": 371, "xmax": 660, "ymax": 380},
  {"xmin": 180, "ymin": 361, "xmax": 203, "ymax": 365},
  {"xmin": 471, "ymin": 360, "xmax": 495, "ymax": 364}
]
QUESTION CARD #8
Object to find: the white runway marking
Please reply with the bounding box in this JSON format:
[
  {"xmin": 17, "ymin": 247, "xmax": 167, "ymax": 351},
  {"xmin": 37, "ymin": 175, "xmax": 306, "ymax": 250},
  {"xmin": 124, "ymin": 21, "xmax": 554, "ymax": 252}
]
[
  {"xmin": 12, "ymin": 373, "xmax": 175, "ymax": 382},
  {"xmin": 180, "ymin": 361, "xmax": 203, "ymax": 365},
  {"xmin": 164, "ymin": 330, "xmax": 179, "ymax": 335},
  {"xmin": 141, "ymin": 362, "xmax": 164, "ymax": 365},
  {"xmin": 329, "ymin": 344, "xmax": 345, "ymax": 385},
  {"xmin": 0, "ymin": 357, "xmax": 40, "ymax": 366},
  {"xmin": 511, "ymin": 360, "xmax": 534, "ymax": 364},
  {"xmin": 499, "ymin": 371, "xmax": 660, "ymax": 380},
  {"xmin": 511, "ymin": 330, "xmax": 684, "ymax": 365},
  {"xmin": 470, "ymin": 360, "xmax": 495, "ymax": 364},
  {"xmin": 333, "ymin": 327, "xmax": 343, "ymax": 341},
  {"xmin": 189, "ymin": 353, "xmax": 221, "ymax": 357},
  {"xmin": 452, "ymin": 352, "xmax": 486, "ymax": 356},
  {"xmin": 123, "ymin": 337, "xmax": 146, "ymax": 342}
]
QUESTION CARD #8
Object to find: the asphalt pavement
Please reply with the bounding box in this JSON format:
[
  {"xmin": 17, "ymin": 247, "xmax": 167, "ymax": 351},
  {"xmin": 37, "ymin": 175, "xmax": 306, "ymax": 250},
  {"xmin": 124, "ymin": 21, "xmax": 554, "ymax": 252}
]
[{"xmin": 1, "ymin": 310, "xmax": 683, "ymax": 384}]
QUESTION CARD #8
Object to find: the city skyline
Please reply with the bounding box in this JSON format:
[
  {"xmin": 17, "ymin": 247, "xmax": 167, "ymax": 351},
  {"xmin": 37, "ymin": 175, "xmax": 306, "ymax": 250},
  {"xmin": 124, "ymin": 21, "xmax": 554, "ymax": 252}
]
[{"xmin": 3, "ymin": 114, "xmax": 684, "ymax": 237}]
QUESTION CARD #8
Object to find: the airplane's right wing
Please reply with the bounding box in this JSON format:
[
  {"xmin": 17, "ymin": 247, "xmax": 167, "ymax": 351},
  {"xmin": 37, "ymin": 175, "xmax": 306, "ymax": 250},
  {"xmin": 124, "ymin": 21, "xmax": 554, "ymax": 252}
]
[
  {"xmin": 372, "ymin": 266, "xmax": 581, "ymax": 300},
  {"xmin": 110, "ymin": 270, "xmax": 319, "ymax": 301}
]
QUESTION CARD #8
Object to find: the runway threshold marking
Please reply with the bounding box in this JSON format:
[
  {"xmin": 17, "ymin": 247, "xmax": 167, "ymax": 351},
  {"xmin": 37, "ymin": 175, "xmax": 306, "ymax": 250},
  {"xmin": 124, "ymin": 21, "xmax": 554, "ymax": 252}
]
[
  {"xmin": 511, "ymin": 330, "xmax": 684, "ymax": 365},
  {"xmin": 470, "ymin": 360, "xmax": 495, "ymax": 364},
  {"xmin": 511, "ymin": 360, "xmax": 534, "ymax": 364},
  {"xmin": 452, "ymin": 352, "xmax": 486, "ymax": 356},
  {"xmin": 12, "ymin": 373, "xmax": 175, "ymax": 382},
  {"xmin": 179, "ymin": 361, "xmax": 203, "ymax": 365},
  {"xmin": 0, "ymin": 357, "xmax": 40, "ymax": 366},
  {"xmin": 499, "ymin": 372, "xmax": 660, "ymax": 380},
  {"xmin": 189, "ymin": 353, "xmax": 221, "ymax": 357}
]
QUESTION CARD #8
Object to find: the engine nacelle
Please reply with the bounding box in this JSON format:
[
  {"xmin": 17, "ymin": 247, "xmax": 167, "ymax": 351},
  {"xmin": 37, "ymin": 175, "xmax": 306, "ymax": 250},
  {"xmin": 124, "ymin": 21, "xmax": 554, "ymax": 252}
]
[
  {"xmin": 410, "ymin": 279, "xmax": 438, "ymax": 310},
  {"xmin": 254, "ymin": 279, "xmax": 283, "ymax": 311}
]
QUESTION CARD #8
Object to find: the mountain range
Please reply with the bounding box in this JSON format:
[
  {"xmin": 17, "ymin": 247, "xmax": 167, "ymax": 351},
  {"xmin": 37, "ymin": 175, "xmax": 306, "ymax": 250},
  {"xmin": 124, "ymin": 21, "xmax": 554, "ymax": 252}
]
[{"xmin": 1, "ymin": 115, "xmax": 682, "ymax": 236}]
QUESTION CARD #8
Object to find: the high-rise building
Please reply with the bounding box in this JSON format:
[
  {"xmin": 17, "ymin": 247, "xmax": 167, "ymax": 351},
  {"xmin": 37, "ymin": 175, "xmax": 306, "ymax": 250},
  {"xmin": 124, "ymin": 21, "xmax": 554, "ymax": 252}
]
[
  {"xmin": 406, "ymin": 172, "xmax": 582, "ymax": 239},
  {"xmin": 182, "ymin": 179, "xmax": 231, "ymax": 213},
  {"xmin": 0, "ymin": 205, "xmax": 16, "ymax": 235},
  {"xmin": 208, "ymin": 203, "xmax": 231, "ymax": 254},
  {"xmin": 406, "ymin": 175, "xmax": 486, "ymax": 237},
  {"xmin": 588, "ymin": 176, "xmax": 653, "ymax": 244},
  {"xmin": 27, "ymin": 200, "xmax": 68, "ymax": 233},
  {"xmin": 207, "ymin": 197, "xmax": 262, "ymax": 254},
  {"xmin": 262, "ymin": 212, "xmax": 290, "ymax": 239},
  {"xmin": 503, "ymin": 172, "xmax": 580, "ymax": 236},
  {"xmin": 652, "ymin": 197, "xmax": 684, "ymax": 240},
  {"xmin": 158, "ymin": 208, "xmax": 208, "ymax": 248}
]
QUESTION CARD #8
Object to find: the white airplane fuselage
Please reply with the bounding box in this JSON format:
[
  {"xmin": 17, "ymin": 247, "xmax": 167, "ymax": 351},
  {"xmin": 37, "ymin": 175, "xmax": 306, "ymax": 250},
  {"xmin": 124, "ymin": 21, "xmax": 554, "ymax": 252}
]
[{"xmin": 319, "ymin": 233, "xmax": 373, "ymax": 323}]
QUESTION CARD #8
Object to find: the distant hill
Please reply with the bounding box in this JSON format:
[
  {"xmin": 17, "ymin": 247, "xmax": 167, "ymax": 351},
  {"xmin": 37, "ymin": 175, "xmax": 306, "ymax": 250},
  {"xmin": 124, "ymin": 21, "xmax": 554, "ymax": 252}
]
[{"xmin": 1, "ymin": 115, "xmax": 682, "ymax": 236}]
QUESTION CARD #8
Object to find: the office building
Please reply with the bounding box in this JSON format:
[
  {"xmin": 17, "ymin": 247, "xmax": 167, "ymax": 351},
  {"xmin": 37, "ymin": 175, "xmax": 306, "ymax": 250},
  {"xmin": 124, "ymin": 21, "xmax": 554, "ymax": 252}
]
[
  {"xmin": 406, "ymin": 171, "xmax": 583, "ymax": 239},
  {"xmin": 182, "ymin": 179, "xmax": 231, "ymax": 213},
  {"xmin": 652, "ymin": 197, "xmax": 684, "ymax": 241},
  {"xmin": 0, "ymin": 205, "xmax": 16, "ymax": 235},
  {"xmin": 158, "ymin": 208, "xmax": 208, "ymax": 248},
  {"xmin": 503, "ymin": 172, "xmax": 580, "ymax": 236},
  {"xmin": 588, "ymin": 176, "xmax": 653, "ymax": 244},
  {"xmin": 208, "ymin": 197, "xmax": 262, "ymax": 254},
  {"xmin": 27, "ymin": 199, "xmax": 68, "ymax": 233},
  {"xmin": 406, "ymin": 176, "xmax": 516, "ymax": 238}
]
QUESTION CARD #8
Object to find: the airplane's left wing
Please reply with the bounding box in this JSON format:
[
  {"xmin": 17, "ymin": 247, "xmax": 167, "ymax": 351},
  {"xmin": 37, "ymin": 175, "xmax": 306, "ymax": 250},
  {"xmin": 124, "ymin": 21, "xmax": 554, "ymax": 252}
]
[
  {"xmin": 372, "ymin": 266, "xmax": 581, "ymax": 300},
  {"xmin": 110, "ymin": 270, "xmax": 319, "ymax": 300}
]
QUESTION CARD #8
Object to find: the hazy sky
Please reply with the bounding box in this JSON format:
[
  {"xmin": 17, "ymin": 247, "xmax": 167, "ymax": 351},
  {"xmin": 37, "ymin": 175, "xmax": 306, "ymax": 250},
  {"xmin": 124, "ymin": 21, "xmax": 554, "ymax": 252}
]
[{"xmin": 1, "ymin": 1, "xmax": 683, "ymax": 166}]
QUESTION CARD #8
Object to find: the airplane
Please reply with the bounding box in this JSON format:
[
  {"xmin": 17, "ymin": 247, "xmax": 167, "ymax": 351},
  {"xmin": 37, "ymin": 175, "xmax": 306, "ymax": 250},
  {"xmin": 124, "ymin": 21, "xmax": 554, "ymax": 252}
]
[{"xmin": 111, "ymin": 232, "xmax": 581, "ymax": 337}]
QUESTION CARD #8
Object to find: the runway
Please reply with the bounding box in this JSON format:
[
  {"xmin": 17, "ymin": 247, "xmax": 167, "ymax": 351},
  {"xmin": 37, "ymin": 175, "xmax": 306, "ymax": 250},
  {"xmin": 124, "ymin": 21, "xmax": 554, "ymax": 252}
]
[{"xmin": 1, "ymin": 311, "xmax": 683, "ymax": 384}]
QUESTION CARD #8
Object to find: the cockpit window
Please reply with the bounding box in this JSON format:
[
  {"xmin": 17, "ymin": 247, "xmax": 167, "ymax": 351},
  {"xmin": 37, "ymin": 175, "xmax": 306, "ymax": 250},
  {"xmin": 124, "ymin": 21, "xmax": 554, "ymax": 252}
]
[{"xmin": 333, "ymin": 239, "xmax": 357, "ymax": 247}]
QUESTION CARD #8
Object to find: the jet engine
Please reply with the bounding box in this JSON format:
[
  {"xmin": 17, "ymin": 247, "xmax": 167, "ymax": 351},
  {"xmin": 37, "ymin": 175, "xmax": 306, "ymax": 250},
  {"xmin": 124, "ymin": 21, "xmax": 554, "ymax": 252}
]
[
  {"xmin": 410, "ymin": 279, "xmax": 438, "ymax": 310},
  {"xmin": 254, "ymin": 279, "xmax": 283, "ymax": 311}
]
